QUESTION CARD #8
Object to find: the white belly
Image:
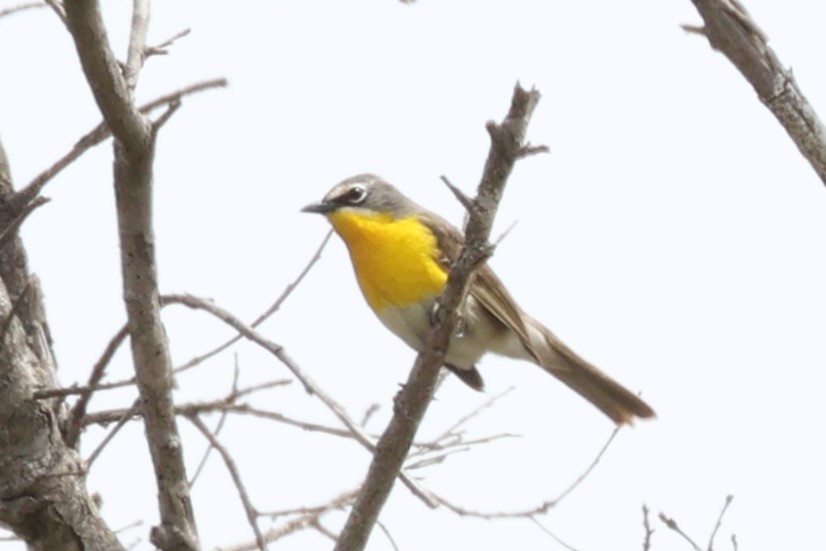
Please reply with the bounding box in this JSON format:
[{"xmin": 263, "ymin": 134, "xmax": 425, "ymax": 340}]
[{"xmin": 374, "ymin": 295, "xmax": 530, "ymax": 370}]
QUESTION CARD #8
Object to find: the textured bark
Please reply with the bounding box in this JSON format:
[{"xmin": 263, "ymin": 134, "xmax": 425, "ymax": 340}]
[
  {"xmin": 62, "ymin": 1, "xmax": 200, "ymax": 548},
  {"xmin": 1, "ymin": 141, "xmax": 125, "ymax": 550},
  {"xmin": 690, "ymin": 0, "xmax": 826, "ymax": 186}
]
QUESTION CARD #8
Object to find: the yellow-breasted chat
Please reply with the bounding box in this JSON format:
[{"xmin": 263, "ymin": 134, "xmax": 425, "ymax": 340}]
[{"xmin": 302, "ymin": 174, "xmax": 655, "ymax": 425}]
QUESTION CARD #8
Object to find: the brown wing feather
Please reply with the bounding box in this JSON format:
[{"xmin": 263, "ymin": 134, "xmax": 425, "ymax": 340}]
[
  {"xmin": 417, "ymin": 213, "xmax": 540, "ymax": 362},
  {"xmin": 418, "ymin": 212, "xmax": 655, "ymax": 424}
]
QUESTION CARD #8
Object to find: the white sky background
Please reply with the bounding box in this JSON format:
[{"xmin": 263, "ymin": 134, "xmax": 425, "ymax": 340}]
[{"xmin": 2, "ymin": 1, "xmax": 826, "ymax": 549}]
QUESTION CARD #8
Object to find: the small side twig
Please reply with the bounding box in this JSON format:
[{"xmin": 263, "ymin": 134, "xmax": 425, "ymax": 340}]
[
  {"xmin": 162, "ymin": 293, "xmax": 437, "ymax": 506},
  {"xmin": 529, "ymin": 517, "xmax": 579, "ymax": 551},
  {"xmin": 85, "ymin": 398, "xmax": 141, "ymax": 468},
  {"xmin": 145, "ymin": 27, "xmax": 190, "ymax": 57},
  {"xmin": 659, "ymin": 511, "xmax": 703, "ymax": 551},
  {"xmin": 642, "ymin": 504, "xmax": 654, "ymax": 551},
  {"xmin": 189, "ymin": 353, "xmax": 241, "ymax": 486},
  {"xmin": 707, "ymin": 495, "xmax": 734, "ymax": 551},
  {"xmin": 0, "ymin": 1, "xmax": 45, "ymax": 19},
  {"xmin": 186, "ymin": 414, "xmax": 266, "ymax": 551},
  {"xmin": 173, "ymin": 229, "xmax": 332, "ymax": 375},
  {"xmin": 66, "ymin": 325, "xmax": 129, "ymax": 448}
]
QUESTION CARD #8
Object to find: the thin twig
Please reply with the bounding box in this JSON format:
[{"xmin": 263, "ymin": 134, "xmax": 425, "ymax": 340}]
[
  {"xmin": 375, "ymin": 521, "xmax": 400, "ymax": 551},
  {"xmin": 66, "ymin": 325, "xmax": 129, "ymax": 448},
  {"xmin": 432, "ymin": 386, "xmax": 515, "ymax": 442},
  {"xmin": 554, "ymin": 425, "xmax": 620, "ymax": 504},
  {"xmin": 189, "ymin": 354, "xmax": 240, "ymax": 486},
  {"xmin": 642, "ymin": 504, "xmax": 654, "ymax": 551},
  {"xmin": 439, "ymin": 175, "xmax": 473, "ymax": 211},
  {"xmin": 85, "ymin": 398, "xmax": 141, "ymax": 468},
  {"xmin": 162, "ymin": 293, "xmax": 437, "ymax": 506},
  {"xmin": 659, "ymin": 511, "xmax": 704, "ymax": 551},
  {"xmin": 431, "ymin": 425, "xmax": 618, "ymax": 519},
  {"xmin": 186, "ymin": 415, "xmax": 266, "ymax": 551},
  {"xmin": 529, "ymin": 517, "xmax": 579, "ymax": 551},
  {"xmin": 146, "ymin": 27, "xmax": 190, "ymax": 56},
  {"xmin": 224, "ymin": 489, "xmax": 358, "ymax": 551},
  {"xmin": 707, "ymin": 495, "xmax": 734, "ymax": 551},
  {"xmin": 18, "ymin": 78, "xmax": 227, "ymax": 207},
  {"xmin": 173, "ymin": 229, "xmax": 333, "ymax": 375},
  {"xmin": 0, "ymin": 1, "xmax": 44, "ymax": 19}
]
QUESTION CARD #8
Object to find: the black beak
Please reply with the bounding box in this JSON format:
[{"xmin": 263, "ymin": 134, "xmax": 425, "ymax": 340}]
[{"xmin": 301, "ymin": 201, "xmax": 335, "ymax": 214}]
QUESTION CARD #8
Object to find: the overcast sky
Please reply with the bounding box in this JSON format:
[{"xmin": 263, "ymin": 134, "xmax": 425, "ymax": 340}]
[{"xmin": 2, "ymin": 1, "xmax": 825, "ymax": 550}]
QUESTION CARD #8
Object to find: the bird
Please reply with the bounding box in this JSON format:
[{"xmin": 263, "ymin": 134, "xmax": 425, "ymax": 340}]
[{"xmin": 302, "ymin": 174, "xmax": 655, "ymax": 424}]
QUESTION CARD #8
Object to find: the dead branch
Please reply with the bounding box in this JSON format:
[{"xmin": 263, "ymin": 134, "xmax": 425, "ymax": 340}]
[
  {"xmin": 688, "ymin": 0, "xmax": 826, "ymax": 185},
  {"xmin": 186, "ymin": 415, "xmax": 266, "ymax": 551},
  {"xmin": 63, "ymin": 0, "xmax": 198, "ymax": 547},
  {"xmin": 161, "ymin": 293, "xmax": 437, "ymax": 507},
  {"xmin": 334, "ymin": 83, "xmax": 544, "ymax": 551}
]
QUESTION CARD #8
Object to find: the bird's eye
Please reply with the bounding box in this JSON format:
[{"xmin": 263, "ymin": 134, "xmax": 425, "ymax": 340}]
[{"xmin": 343, "ymin": 185, "xmax": 367, "ymax": 204}]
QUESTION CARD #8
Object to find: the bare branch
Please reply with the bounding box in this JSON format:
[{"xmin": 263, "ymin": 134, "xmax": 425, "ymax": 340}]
[
  {"xmin": 432, "ymin": 425, "xmax": 618, "ymax": 520},
  {"xmin": 529, "ymin": 517, "xmax": 579, "ymax": 551},
  {"xmin": 123, "ymin": 0, "xmax": 150, "ymax": 92},
  {"xmin": 554, "ymin": 426, "xmax": 620, "ymax": 504},
  {"xmin": 146, "ymin": 27, "xmax": 191, "ymax": 57},
  {"xmin": 161, "ymin": 293, "xmax": 437, "ymax": 506},
  {"xmin": 659, "ymin": 511, "xmax": 704, "ymax": 551},
  {"xmin": 688, "ymin": 0, "xmax": 826, "ymax": 185},
  {"xmin": 186, "ymin": 415, "xmax": 266, "ymax": 551},
  {"xmin": 432, "ymin": 386, "xmax": 514, "ymax": 442},
  {"xmin": 440, "ymin": 175, "xmax": 473, "ymax": 211},
  {"xmin": 85, "ymin": 398, "xmax": 141, "ymax": 468},
  {"xmin": 64, "ymin": 0, "xmax": 151, "ymax": 151},
  {"xmin": 17, "ymin": 78, "xmax": 227, "ymax": 206},
  {"xmin": 642, "ymin": 504, "xmax": 654, "ymax": 551},
  {"xmin": 189, "ymin": 354, "xmax": 240, "ymax": 486},
  {"xmin": 334, "ymin": 83, "xmax": 543, "ymax": 551},
  {"xmin": 226, "ymin": 489, "xmax": 358, "ymax": 551},
  {"xmin": 65, "ymin": 325, "xmax": 130, "ymax": 448},
  {"xmin": 63, "ymin": 0, "xmax": 199, "ymax": 547},
  {"xmin": 174, "ymin": 229, "xmax": 332, "ymax": 375},
  {"xmin": 707, "ymin": 495, "xmax": 734, "ymax": 551},
  {"xmin": 0, "ymin": 2, "xmax": 44, "ymax": 20}
]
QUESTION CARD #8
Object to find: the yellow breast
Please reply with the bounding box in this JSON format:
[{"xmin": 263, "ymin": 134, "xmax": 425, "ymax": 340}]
[{"xmin": 328, "ymin": 210, "xmax": 448, "ymax": 311}]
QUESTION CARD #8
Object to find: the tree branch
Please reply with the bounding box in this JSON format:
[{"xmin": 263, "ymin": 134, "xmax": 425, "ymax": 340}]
[
  {"xmin": 1, "ymin": 140, "xmax": 124, "ymax": 548},
  {"xmin": 161, "ymin": 293, "xmax": 437, "ymax": 506},
  {"xmin": 334, "ymin": 82, "xmax": 544, "ymax": 551},
  {"xmin": 688, "ymin": 0, "xmax": 826, "ymax": 185},
  {"xmin": 63, "ymin": 1, "xmax": 199, "ymax": 549},
  {"xmin": 123, "ymin": 0, "xmax": 150, "ymax": 93}
]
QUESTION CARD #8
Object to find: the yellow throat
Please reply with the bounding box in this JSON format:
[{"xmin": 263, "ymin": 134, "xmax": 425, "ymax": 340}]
[{"xmin": 327, "ymin": 210, "xmax": 448, "ymax": 311}]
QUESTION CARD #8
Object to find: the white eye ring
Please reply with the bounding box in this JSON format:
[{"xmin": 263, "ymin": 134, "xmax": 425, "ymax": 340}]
[{"xmin": 344, "ymin": 184, "xmax": 367, "ymax": 204}]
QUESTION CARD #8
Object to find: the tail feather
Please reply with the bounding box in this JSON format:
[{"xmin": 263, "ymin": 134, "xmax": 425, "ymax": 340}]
[{"xmin": 527, "ymin": 321, "xmax": 655, "ymax": 425}]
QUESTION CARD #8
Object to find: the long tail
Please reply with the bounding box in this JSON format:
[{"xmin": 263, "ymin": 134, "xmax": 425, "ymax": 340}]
[{"xmin": 525, "ymin": 318, "xmax": 656, "ymax": 425}]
